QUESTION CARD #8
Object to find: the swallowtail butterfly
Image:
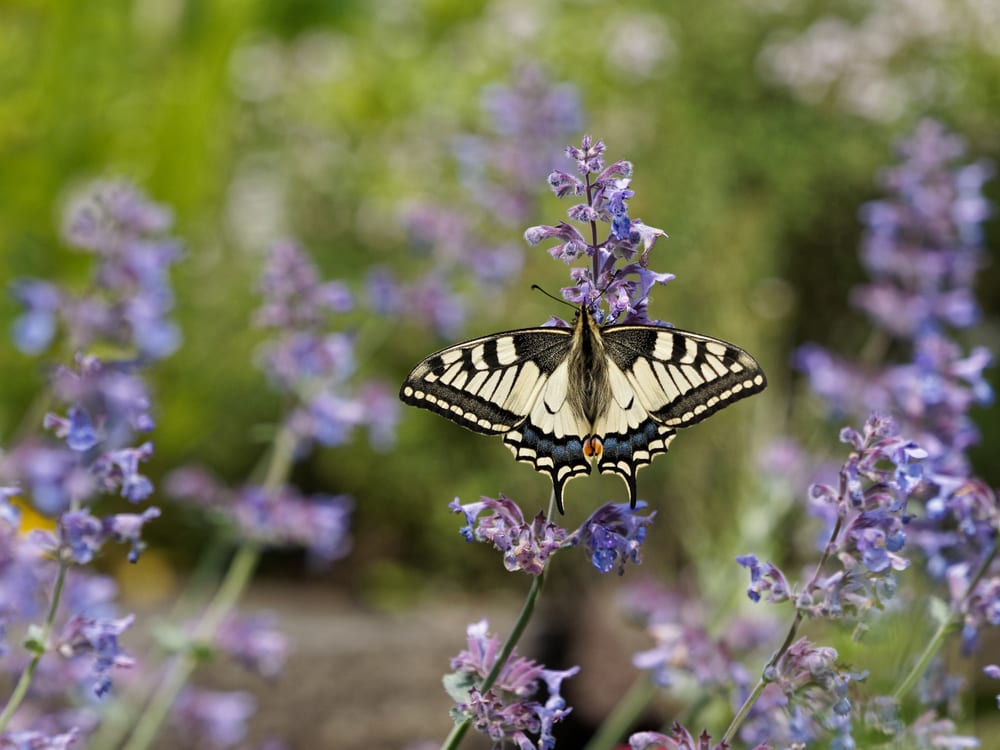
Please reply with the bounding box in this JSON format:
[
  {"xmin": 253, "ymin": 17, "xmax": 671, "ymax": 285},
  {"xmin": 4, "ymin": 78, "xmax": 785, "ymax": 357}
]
[{"xmin": 400, "ymin": 306, "xmax": 766, "ymax": 512}]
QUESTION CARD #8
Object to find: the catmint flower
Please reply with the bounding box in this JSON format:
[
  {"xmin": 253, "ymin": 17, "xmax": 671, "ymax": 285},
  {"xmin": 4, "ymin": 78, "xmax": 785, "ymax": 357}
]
[
  {"xmin": 255, "ymin": 240, "xmax": 399, "ymax": 451},
  {"xmin": 56, "ymin": 613, "xmax": 135, "ymax": 697},
  {"xmin": 736, "ymin": 554, "xmax": 791, "ymax": 604},
  {"xmin": 566, "ymin": 501, "xmax": 656, "ymax": 575},
  {"xmin": 793, "ymin": 122, "xmax": 994, "ymax": 607},
  {"xmin": 166, "ymin": 469, "xmax": 353, "ymax": 566},
  {"xmin": 446, "ymin": 620, "xmax": 579, "ymax": 750},
  {"xmin": 0, "ymin": 729, "xmax": 80, "ymax": 750},
  {"xmin": 103, "ymin": 507, "xmax": 161, "ymax": 563},
  {"xmin": 172, "ymin": 688, "xmax": 256, "ymax": 748},
  {"xmin": 449, "ymin": 495, "xmax": 567, "ymax": 576},
  {"xmin": 450, "ymin": 496, "xmax": 656, "ymax": 575},
  {"xmin": 216, "ymin": 613, "xmax": 288, "ymax": 678},
  {"xmin": 746, "ymin": 638, "xmax": 865, "ymax": 748},
  {"xmin": 630, "ymin": 724, "xmax": 770, "ymax": 750},
  {"xmin": 34, "ymin": 507, "xmax": 160, "ymax": 565},
  {"xmin": 525, "ymin": 137, "xmax": 669, "ymax": 324},
  {"xmin": 11, "ymin": 179, "xmax": 182, "ymax": 359}
]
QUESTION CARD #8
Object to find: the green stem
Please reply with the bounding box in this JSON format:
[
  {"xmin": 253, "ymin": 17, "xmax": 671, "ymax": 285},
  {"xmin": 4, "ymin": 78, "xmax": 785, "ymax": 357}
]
[
  {"xmin": 121, "ymin": 543, "xmax": 261, "ymax": 750},
  {"xmin": 723, "ymin": 510, "xmax": 845, "ymax": 745},
  {"xmin": 0, "ymin": 562, "xmax": 69, "ymax": 733},
  {"xmin": 582, "ymin": 675, "xmax": 657, "ymax": 750},
  {"xmin": 891, "ymin": 613, "xmax": 957, "ymax": 703},
  {"xmin": 440, "ymin": 568, "xmax": 548, "ymax": 750},
  {"xmin": 892, "ymin": 543, "xmax": 997, "ymax": 703},
  {"xmin": 121, "ymin": 424, "xmax": 298, "ymax": 750}
]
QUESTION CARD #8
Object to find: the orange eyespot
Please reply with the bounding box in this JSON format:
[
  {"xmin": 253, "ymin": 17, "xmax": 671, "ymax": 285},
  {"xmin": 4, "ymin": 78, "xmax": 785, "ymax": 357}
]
[{"xmin": 583, "ymin": 436, "xmax": 603, "ymax": 458}]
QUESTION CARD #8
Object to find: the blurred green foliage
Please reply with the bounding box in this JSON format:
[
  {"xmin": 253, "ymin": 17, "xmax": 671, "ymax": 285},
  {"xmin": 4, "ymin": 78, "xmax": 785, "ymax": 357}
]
[{"xmin": 1, "ymin": 0, "xmax": 998, "ymax": 598}]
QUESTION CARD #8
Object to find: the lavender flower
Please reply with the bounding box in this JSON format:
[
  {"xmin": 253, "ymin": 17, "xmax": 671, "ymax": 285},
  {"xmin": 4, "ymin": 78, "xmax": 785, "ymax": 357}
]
[
  {"xmin": 450, "ymin": 495, "xmax": 655, "ymax": 576},
  {"xmin": 794, "ymin": 122, "xmax": 995, "ymax": 579},
  {"xmin": 215, "ymin": 613, "xmax": 288, "ymax": 679},
  {"xmin": 449, "ymin": 495, "xmax": 567, "ymax": 576},
  {"xmin": 525, "ymin": 136, "xmax": 671, "ymax": 325},
  {"xmin": 565, "ymin": 501, "xmax": 656, "ymax": 575},
  {"xmin": 630, "ymin": 724, "xmax": 770, "ymax": 750},
  {"xmin": 255, "ymin": 240, "xmax": 398, "ymax": 451},
  {"xmin": 0, "ymin": 728, "xmax": 79, "ymax": 750},
  {"xmin": 55, "ymin": 614, "xmax": 135, "ymax": 698},
  {"xmin": 171, "ymin": 688, "xmax": 255, "ymax": 748},
  {"xmin": 741, "ymin": 416, "xmax": 925, "ymax": 625},
  {"xmin": 166, "ymin": 468, "xmax": 352, "ymax": 566},
  {"xmin": 390, "ymin": 68, "xmax": 583, "ymax": 337},
  {"xmin": 445, "ymin": 620, "xmax": 579, "ymax": 750},
  {"xmin": 12, "ymin": 179, "xmax": 182, "ymax": 360}
]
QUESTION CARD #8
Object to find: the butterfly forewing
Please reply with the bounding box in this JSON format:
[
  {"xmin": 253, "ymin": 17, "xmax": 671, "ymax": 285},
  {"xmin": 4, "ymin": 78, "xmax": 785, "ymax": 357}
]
[
  {"xmin": 399, "ymin": 327, "xmax": 574, "ymax": 435},
  {"xmin": 602, "ymin": 326, "xmax": 767, "ymax": 428}
]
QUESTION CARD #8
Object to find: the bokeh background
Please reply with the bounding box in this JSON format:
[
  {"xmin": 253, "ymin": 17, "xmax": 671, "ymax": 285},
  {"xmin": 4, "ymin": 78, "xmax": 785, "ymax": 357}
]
[{"xmin": 2, "ymin": 1, "xmax": 999, "ymax": 748}]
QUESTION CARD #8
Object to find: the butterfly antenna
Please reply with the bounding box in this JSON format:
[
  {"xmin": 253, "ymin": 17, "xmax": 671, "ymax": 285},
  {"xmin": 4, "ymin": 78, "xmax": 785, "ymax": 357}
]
[{"xmin": 530, "ymin": 284, "xmax": 577, "ymax": 311}]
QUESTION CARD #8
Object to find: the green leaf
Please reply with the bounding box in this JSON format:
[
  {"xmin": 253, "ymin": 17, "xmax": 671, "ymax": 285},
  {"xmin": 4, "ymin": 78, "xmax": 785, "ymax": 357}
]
[
  {"xmin": 927, "ymin": 596, "xmax": 954, "ymax": 627},
  {"xmin": 442, "ymin": 670, "xmax": 477, "ymax": 704},
  {"xmin": 24, "ymin": 624, "xmax": 47, "ymax": 655}
]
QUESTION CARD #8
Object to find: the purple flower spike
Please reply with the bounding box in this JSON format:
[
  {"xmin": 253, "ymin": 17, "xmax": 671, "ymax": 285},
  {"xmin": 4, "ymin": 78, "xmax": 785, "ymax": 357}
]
[
  {"xmin": 172, "ymin": 689, "xmax": 256, "ymax": 748},
  {"xmin": 447, "ymin": 620, "xmax": 578, "ymax": 750},
  {"xmin": 11, "ymin": 179, "xmax": 183, "ymax": 359},
  {"xmin": 525, "ymin": 136, "xmax": 669, "ymax": 323}
]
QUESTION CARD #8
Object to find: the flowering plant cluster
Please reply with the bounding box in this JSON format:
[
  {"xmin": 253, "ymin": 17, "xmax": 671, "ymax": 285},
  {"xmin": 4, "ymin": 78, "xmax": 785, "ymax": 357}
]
[
  {"xmin": 433, "ymin": 120, "xmax": 998, "ymax": 750},
  {"xmin": 0, "ymin": 180, "xmax": 394, "ymax": 749}
]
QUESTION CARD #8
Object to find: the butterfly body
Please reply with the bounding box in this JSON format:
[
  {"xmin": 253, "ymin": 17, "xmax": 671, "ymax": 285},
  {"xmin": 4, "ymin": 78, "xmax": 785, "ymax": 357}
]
[{"xmin": 400, "ymin": 306, "xmax": 766, "ymax": 512}]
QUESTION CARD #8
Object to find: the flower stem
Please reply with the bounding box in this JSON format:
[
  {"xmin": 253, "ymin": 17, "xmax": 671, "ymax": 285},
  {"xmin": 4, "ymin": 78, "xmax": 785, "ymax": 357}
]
[
  {"xmin": 0, "ymin": 561, "xmax": 69, "ymax": 733},
  {"xmin": 723, "ymin": 510, "xmax": 845, "ymax": 744},
  {"xmin": 581, "ymin": 674, "xmax": 657, "ymax": 750},
  {"xmin": 121, "ymin": 424, "xmax": 298, "ymax": 750},
  {"xmin": 440, "ymin": 568, "xmax": 548, "ymax": 750},
  {"xmin": 892, "ymin": 542, "xmax": 996, "ymax": 702}
]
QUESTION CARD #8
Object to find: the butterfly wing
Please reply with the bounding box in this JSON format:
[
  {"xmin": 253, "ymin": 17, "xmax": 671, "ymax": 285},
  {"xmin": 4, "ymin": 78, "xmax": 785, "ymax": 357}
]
[
  {"xmin": 597, "ymin": 324, "xmax": 767, "ymax": 504},
  {"xmin": 400, "ymin": 327, "xmax": 592, "ymax": 509}
]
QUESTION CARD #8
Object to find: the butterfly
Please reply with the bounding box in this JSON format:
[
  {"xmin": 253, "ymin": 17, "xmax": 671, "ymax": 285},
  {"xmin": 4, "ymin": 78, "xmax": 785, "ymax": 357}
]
[{"xmin": 399, "ymin": 305, "xmax": 766, "ymax": 513}]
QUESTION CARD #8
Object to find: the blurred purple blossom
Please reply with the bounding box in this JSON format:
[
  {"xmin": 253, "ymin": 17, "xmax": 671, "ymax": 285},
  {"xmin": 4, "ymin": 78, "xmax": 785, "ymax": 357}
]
[
  {"xmin": 11, "ymin": 179, "xmax": 182, "ymax": 360},
  {"xmin": 255, "ymin": 240, "xmax": 398, "ymax": 451},
  {"xmin": 215, "ymin": 613, "xmax": 288, "ymax": 679},
  {"xmin": 446, "ymin": 619, "xmax": 579, "ymax": 750},
  {"xmin": 171, "ymin": 688, "xmax": 255, "ymax": 749},
  {"xmin": 0, "ymin": 728, "xmax": 79, "ymax": 750},
  {"xmin": 386, "ymin": 68, "xmax": 582, "ymax": 338},
  {"xmin": 622, "ymin": 579, "xmax": 776, "ymax": 729},
  {"xmin": 55, "ymin": 614, "xmax": 135, "ymax": 698},
  {"xmin": 524, "ymin": 136, "xmax": 671, "ymax": 324},
  {"xmin": 165, "ymin": 467, "xmax": 352, "ymax": 566}
]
